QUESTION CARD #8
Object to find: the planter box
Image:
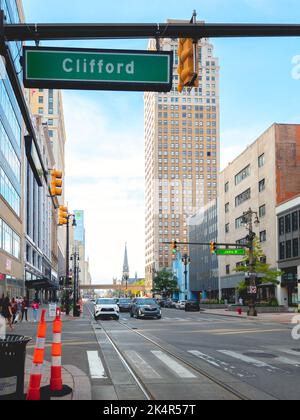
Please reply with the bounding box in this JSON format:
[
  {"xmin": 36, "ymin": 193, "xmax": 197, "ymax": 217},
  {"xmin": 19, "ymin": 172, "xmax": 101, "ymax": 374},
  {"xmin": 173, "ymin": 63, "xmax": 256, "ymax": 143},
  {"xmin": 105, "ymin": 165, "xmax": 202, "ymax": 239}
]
[
  {"xmin": 227, "ymin": 306, "xmax": 289, "ymax": 314},
  {"xmin": 200, "ymin": 304, "xmax": 228, "ymax": 310}
]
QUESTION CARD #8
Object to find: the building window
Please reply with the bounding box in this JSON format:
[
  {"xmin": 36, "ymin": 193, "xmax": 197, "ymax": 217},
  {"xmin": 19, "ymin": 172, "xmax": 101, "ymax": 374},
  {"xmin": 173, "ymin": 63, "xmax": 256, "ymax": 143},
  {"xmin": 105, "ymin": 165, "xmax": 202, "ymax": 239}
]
[
  {"xmin": 260, "ymin": 230, "xmax": 267, "ymax": 243},
  {"xmin": 259, "ymin": 205, "xmax": 266, "ymax": 218},
  {"xmin": 258, "ymin": 154, "xmax": 265, "ymax": 168},
  {"xmin": 293, "ymin": 238, "xmax": 299, "ymax": 258},
  {"xmin": 225, "ymin": 224, "xmax": 230, "ymax": 234},
  {"xmin": 279, "ymin": 242, "xmax": 285, "ymax": 260},
  {"xmin": 279, "ymin": 217, "xmax": 284, "ymax": 236},
  {"xmin": 292, "ymin": 212, "xmax": 298, "ymax": 231},
  {"xmin": 285, "ymin": 214, "xmax": 291, "ymax": 233},
  {"xmin": 226, "ymin": 265, "xmax": 230, "ymax": 275},
  {"xmin": 225, "ymin": 203, "xmax": 229, "ymax": 213},
  {"xmin": 235, "ymin": 188, "xmax": 251, "ymax": 207},
  {"xmin": 286, "ymin": 240, "xmax": 292, "ymax": 259},
  {"xmin": 235, "ymin": 165, "xmax": 250, "ymax": 185},
  {"xmin": 38, "ymin": 107, "xmax": 43, "ymax": 115},
  {"xmin": 225, "ymin": 182, "xmax": 229, "ymax": 193},
  {"xmin": 235, "ymin": 216, "xmax": 245, "ymax": 230},
  {"xmin": 38, "ymin": 96, "xmax": 43, "ymax": 104},
  {"xmin": 259, "ymin": 179, "xmax": 265, "ymax": 192}
]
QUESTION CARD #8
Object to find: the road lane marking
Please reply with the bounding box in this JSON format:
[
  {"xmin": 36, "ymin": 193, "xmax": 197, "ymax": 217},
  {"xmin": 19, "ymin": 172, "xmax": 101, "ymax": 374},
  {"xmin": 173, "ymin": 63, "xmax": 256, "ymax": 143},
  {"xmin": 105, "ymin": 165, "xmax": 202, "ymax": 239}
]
[
  {"xmin": 151, "ymin": 351, "xmax": 196, "ymax": 378},
  {"xmin": 218, "ymin": 350, "xmax": 279, "ymax": 371},
  {"xmin": 188, "ymin": 350, "xmax": 253, "ymax": 378},
  {"xmin": 215, "ymin": 329, "xmax": 287, "ymax": 336},
  {"xmin": 87, "ymin": 351, "xmax": 107, "ymax": 379},
  {"xmin": 125, "ymin": 351, "xmax": 161, "ymax": 379},
  {"xmin": 277, "ymin": 348, "xmax": 300, "ymax": 358},
  {"xmin": 276, "ymin": 357, "xmax": 300, "ymax": 367}
]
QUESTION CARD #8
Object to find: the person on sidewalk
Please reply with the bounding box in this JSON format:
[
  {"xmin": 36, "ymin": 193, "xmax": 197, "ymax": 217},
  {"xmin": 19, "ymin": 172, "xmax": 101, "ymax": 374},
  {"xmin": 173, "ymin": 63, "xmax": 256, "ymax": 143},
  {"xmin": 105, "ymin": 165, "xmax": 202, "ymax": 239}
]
[
  {"xmin": 11, "ymin": 297, "xmax": 18, "ymax": 324},
  {"xmin": 2, "ymin": 296, "xmax": 14, "ymax": 331},
  {"xmin": 32, "ymin": 299, "xmax": 40, "ymax": 323},
  {"xmin": 21, "ymin": 297, "xmax": 29, "ymax": 322}
]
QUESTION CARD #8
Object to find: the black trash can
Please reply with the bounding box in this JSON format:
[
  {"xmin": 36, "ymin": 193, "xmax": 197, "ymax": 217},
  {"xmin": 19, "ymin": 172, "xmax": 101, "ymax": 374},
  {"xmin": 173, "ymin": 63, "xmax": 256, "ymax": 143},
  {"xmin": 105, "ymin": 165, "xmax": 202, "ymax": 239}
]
[
  {"xmin": 74, "ymin": 304, "xmax": 81, "ymax": 317},
  {"xmin": 0, "ymin": 335, "xmax": 31, "ymax": 400}
]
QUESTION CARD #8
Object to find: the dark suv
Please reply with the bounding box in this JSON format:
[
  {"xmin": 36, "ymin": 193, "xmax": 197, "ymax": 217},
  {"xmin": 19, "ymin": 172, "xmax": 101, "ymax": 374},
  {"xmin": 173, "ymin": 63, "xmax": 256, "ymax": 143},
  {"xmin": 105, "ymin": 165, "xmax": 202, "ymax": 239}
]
[
  {"xmin": 185, "ymin": 300, "xmax": 200, "ymax": 312},
  {"xmin": 117, "ymin": 298, "xmax": 132, "ymax": 312},
  {"xmin": 131, "ymin": 298, "xmax": 162, "ymax": 319}
]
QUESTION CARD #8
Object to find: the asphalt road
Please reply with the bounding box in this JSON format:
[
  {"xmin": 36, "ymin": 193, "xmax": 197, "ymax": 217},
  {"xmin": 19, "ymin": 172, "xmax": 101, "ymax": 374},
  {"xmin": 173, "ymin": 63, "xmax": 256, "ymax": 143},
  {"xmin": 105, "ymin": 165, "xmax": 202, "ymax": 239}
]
[{"xmin": 12, "ymin": 303, "xmax": 300, "ymax": 400}]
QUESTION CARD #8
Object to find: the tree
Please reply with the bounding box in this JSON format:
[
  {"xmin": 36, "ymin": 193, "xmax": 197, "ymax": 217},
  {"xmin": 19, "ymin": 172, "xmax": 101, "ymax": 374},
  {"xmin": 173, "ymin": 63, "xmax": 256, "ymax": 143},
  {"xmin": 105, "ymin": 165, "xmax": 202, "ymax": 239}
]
[
  {"xmin": 152, "ymin": 269, "xmax": 179, "ymax": 298},
  {"xmin": 131, "ymin": 279, "xmax": 145, "ymax": 298},
  {"xmin": 234, "ymin": 238, "xmax": 283, "ymax": 297}
]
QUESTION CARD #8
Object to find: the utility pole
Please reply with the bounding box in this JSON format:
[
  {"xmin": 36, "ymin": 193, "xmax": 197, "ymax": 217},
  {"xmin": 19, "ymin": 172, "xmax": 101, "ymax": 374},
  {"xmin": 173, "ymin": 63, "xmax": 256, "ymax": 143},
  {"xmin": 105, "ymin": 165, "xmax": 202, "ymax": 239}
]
[
  {"xmin": 65, "ymin": 213, "xmax": 76, "ymax": 316},
  {"xmin": 242, "ymin": 208, "xmax": 260, "ymax": 317}
]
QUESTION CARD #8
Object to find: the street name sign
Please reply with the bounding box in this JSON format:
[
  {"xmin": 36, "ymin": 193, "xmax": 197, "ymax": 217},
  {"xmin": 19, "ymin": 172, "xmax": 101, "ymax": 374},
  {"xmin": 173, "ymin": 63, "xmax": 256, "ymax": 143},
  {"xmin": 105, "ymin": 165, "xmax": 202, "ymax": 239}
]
[
  {"xmin": 216, "ymin": 249, "xmax": 246, "ymax": 256},
  {"xmin": 23, "ymin": 47, "xmax": 173, "ymax": 92}
]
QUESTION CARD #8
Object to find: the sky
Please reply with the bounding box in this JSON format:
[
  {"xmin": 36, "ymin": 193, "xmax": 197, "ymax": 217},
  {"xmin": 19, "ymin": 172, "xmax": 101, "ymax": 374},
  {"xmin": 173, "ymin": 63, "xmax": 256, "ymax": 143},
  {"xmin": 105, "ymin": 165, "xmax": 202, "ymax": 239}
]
[{"xmin": 22, "ymin": 0, "xmax": 300, "ymax": 283}]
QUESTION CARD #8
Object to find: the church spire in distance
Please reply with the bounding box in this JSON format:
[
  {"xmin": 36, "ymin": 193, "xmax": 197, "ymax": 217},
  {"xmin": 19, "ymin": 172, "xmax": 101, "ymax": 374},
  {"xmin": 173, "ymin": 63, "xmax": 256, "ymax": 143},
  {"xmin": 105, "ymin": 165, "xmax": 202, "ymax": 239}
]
[{"xmin": 122, "ymin": 243, "xmax": 129, "ymax": 279}]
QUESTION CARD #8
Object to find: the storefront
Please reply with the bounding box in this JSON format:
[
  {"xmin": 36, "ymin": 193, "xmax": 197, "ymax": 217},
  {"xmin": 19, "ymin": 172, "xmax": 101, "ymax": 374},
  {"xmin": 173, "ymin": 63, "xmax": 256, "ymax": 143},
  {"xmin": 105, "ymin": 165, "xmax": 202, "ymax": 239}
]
[
  {"xmin": 281, "ymin": 269, "xmax": 298, "ymax": 307},
  {"xmin": 0, "ymin": 273, "xmax": 24, "ymax": 298}
]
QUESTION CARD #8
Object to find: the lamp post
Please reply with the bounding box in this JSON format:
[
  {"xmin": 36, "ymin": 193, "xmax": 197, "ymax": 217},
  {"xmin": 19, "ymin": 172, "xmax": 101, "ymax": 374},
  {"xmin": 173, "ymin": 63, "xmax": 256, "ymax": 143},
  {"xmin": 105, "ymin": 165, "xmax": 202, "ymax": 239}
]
[
  {"xmin": 123, "ymin": 274, "xmax": 129, "ymax": 297},
  {"xmin": 71, "ymin": 249, "xmax": 80, "ymax": 317},
  {"xmin": 182, "ymin": 254, "xmax": 190, "ymax": 300},
  {"xmin": 242, "ymin": 208, "xmax": 260, "ymax": 317},
  {"xmin": 65, "ymin": 213, "xmax": 76, "ymax": 316}
]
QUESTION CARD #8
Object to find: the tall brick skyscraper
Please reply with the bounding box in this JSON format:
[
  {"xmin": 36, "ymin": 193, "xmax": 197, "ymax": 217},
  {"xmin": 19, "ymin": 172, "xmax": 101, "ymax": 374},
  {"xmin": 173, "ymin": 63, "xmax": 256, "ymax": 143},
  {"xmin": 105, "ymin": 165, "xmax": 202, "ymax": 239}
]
[{"xmin": 145, "ymin": 22, "xmax": 220, "ymax": 293}]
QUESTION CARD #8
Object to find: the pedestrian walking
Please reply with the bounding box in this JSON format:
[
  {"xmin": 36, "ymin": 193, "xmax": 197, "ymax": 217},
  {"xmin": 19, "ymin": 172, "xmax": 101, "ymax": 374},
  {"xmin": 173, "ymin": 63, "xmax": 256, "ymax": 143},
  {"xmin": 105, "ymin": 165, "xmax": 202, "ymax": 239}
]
[
  {"xmin": 11, "ymin": 298, "xmax": 18, "ymax": 324},
  {"xmin": 2, "ymin": 296, "xmax": 14, "ymax": 331},
  {"xmin": 32, "ymin": 299, "xmax": 40, "ymax": 323},
  {"xmin": 21, "ymin": 297, "xmax": 29, "ymax": 322}
]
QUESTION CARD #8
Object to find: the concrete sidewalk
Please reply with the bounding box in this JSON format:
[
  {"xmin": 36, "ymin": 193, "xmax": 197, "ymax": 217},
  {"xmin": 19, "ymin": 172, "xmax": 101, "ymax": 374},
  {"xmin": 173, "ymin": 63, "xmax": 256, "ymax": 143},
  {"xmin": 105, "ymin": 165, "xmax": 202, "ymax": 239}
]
[{"xmin": 202, "ymin": 308, "xmax": 299, "ymax": 324}]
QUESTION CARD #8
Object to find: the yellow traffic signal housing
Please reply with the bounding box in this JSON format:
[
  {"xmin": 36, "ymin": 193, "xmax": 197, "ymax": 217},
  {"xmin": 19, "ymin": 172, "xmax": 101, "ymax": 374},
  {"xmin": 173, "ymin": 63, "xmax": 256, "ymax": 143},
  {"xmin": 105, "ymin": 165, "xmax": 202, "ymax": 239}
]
[
  {"xmin": 172, "ymin": 240, "xmax": 178, "ymax": 255},
  {"xmin": 59, "ymin": 205, "xmax": 68, "ymax": 225},
  {"xmin": 210, "ymin": 241, "xmax": 217, "ymax": 255},
  {"xmin": 51, "ymin": 169, "xmax": 63, "ymax": 197},
  {"xmin": 178, "ymin": 38, "xmax": 199, "ymax": 93}
]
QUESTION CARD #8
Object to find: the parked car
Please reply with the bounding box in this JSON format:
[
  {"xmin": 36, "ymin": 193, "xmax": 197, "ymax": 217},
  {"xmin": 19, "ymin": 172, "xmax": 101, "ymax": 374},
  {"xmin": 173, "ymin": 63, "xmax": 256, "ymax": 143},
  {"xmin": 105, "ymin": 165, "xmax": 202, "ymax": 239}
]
[
  {"xmin": 94, "ymin": 298, "xmax": 119, "ymax": 321},
  {"xmin": 117, "ymin": 298, "xmax": 132, "ymax": 312},
  {"xmin": 170, "ymin": 299, "xmax": 179, "ymax": 308},
  {"xmin": 175, "ymin": 300, "xmax": 187, "ymax": 310},
  {"xmin": 131, "ymin": 298, "xmax": 162, "ymax": 319},
  {"xmin": 185, "ymin": 300, "xmax": 200, "ymax": 312},
  {"xmin": 164, "ymin": 299, "xmax": 173, "ymax": 308}
]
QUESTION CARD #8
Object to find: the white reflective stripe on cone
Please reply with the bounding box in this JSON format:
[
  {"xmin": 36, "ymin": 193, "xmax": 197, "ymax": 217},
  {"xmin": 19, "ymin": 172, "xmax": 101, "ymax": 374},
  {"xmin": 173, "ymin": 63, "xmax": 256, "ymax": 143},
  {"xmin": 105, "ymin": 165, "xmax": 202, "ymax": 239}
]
[
  {"xmin": 30, "ymin": 364, "xmax": 43, "ymax": 375},
  {"xmin": 52, "ymin": 356, "xmax": 62, "ymax": 367},
  {"xmin": 52, "ymin": 333, "xmax": 61, "ymax": 343},
  {"xmin": 35, "ymin": 338, "xmax": 46, "ymax": 349}
]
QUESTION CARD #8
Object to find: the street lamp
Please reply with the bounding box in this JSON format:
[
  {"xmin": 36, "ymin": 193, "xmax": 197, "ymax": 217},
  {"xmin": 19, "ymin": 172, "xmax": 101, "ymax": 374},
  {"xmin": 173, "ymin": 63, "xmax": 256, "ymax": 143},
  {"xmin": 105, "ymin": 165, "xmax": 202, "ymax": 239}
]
[
  {"xmin": 71, "ymin": 250, "xmax": 80, "ymax": 317},
  {"xmin": 182, "ymin": 254, "xmax": 191, "ymax": 300},
  {"xmin": 62, "ymin": 213, "xmax": 76, "ymax": 316},
  {"xmin": 242, "ymin": 208, "xmax": 260, "ymax": 317},
  {"xmin": 123, "ymin": 274, "xmax": 129, "ymax": 297}
]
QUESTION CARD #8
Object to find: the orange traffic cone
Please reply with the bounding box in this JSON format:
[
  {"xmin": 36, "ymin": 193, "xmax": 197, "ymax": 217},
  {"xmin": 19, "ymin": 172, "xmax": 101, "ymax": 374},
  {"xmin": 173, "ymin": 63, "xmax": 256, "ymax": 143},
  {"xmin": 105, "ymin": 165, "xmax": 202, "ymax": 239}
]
[
  {"xmin": 26, "ymin": 309, "xmax": 47, "ymax": 400},
  {"xmin": 50, "ymin": 308, "xmax": 62, "ymax": 392}
]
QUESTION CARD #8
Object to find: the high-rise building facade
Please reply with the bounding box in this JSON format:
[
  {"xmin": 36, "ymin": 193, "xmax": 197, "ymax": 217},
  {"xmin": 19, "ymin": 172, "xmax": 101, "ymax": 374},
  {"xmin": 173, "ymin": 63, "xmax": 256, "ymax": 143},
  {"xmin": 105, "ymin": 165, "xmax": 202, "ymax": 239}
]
[
  {"xmin": 145, "ymin": 23, "xmax": 220, "ymax": 292},
  {"xmin": 28, "ymin": 88, "xmax": 67, "ymax": 280},
  {"xmin": 0, "ymin": 0, "xmax": 24, "ymax": 298},
  {"xmin": 219, "ymin": 123, "xmax": 300, "ymax": 304}
]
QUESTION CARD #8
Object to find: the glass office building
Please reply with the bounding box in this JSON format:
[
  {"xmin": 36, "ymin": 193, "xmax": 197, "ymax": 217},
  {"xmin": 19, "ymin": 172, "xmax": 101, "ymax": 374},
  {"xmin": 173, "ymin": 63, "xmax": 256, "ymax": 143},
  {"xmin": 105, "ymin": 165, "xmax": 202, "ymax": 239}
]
[{"xmin": 0, "ymin": 0, "xmax": 24, "ymax": 297}]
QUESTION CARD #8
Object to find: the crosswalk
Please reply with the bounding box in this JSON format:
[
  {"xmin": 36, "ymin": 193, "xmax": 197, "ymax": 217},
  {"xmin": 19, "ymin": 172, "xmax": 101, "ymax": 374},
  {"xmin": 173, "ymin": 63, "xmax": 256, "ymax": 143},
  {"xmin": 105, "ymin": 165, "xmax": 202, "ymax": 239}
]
[{"xmin": 87, "ymin": 346, "xmax": 300, "ymax": 383}]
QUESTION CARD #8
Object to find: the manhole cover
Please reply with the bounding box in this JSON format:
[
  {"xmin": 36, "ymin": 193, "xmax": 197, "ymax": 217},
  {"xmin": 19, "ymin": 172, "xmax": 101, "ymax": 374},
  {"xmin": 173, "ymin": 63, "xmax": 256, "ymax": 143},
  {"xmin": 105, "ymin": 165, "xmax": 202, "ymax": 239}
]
[{"xmin": 244, "ymin": 352, "xmax": 276, "ymax": 359}]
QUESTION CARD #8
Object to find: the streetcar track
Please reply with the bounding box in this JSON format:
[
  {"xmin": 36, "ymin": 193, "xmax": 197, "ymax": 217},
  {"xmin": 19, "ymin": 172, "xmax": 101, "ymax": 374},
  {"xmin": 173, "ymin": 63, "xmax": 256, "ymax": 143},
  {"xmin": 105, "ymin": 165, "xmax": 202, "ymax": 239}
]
[{"xmin": 87, "ymin": 305, "xmax": 253, "ymax": 400}]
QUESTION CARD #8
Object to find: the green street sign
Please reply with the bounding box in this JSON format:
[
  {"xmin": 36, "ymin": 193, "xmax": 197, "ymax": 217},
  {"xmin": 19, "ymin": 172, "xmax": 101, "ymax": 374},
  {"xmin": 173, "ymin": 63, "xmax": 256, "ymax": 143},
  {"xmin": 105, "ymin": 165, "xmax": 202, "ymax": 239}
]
[
  {"xmin": 216, "ymin": 249, "xmax": 246, "ymax": 256},
  {"xmin": 23, "ymin": 47, "xmax": 173, "ymax": 92}
]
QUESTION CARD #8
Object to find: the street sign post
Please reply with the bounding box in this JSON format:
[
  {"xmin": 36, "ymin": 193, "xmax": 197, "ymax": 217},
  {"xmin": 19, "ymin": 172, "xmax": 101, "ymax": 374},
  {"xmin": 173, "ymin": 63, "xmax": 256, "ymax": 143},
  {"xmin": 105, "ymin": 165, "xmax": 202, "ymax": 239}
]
[
  {"xmin": 216, "ymin": 249, "xmax": 246, "ymax": 256},
  {"xmin": 23, "ymin": 47, "xmax": 173, "ymax": 92}
]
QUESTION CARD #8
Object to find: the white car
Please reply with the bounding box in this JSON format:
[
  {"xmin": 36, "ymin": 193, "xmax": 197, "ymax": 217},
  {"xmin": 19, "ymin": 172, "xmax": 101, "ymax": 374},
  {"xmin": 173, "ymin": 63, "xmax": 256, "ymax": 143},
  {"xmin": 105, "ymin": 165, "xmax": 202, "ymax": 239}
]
[
  {"xmin": 175, "ymin": 300, "xmax": 187, "ymax": 310},
  {"xmin": 94, "ymin": 298, "xmax": 120, "ymax": 321}
]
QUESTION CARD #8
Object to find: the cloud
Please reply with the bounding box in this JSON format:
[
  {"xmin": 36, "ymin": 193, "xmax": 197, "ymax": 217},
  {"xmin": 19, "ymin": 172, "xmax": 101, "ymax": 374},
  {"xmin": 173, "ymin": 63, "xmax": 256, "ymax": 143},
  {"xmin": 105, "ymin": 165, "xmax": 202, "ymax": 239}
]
[{"xmin": 63, "ymin": 92, "xmax": 145, "ymax": 283}]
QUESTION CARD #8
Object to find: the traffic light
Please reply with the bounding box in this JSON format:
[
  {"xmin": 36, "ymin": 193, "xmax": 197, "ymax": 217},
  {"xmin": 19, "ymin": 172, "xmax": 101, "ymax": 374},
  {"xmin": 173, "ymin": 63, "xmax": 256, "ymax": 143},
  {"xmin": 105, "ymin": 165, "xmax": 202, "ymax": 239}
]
[
  {"xmin": 210, "ymin": 241, "xmax": 217, "ymax": 255},
  {"xmin": 172, "ymin": 240, "xmax": 178, "ymax": 255},
  {"xmin": 51, "ymin": 169, "xmax": 63, "ymax": 197},
  {"xmin": 178, "ymin": 38, "xmax": 199, "ymax": 93},
  {"xmin": 59, "ymin": 205, "xmax": 68, "ymax": 225}
]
